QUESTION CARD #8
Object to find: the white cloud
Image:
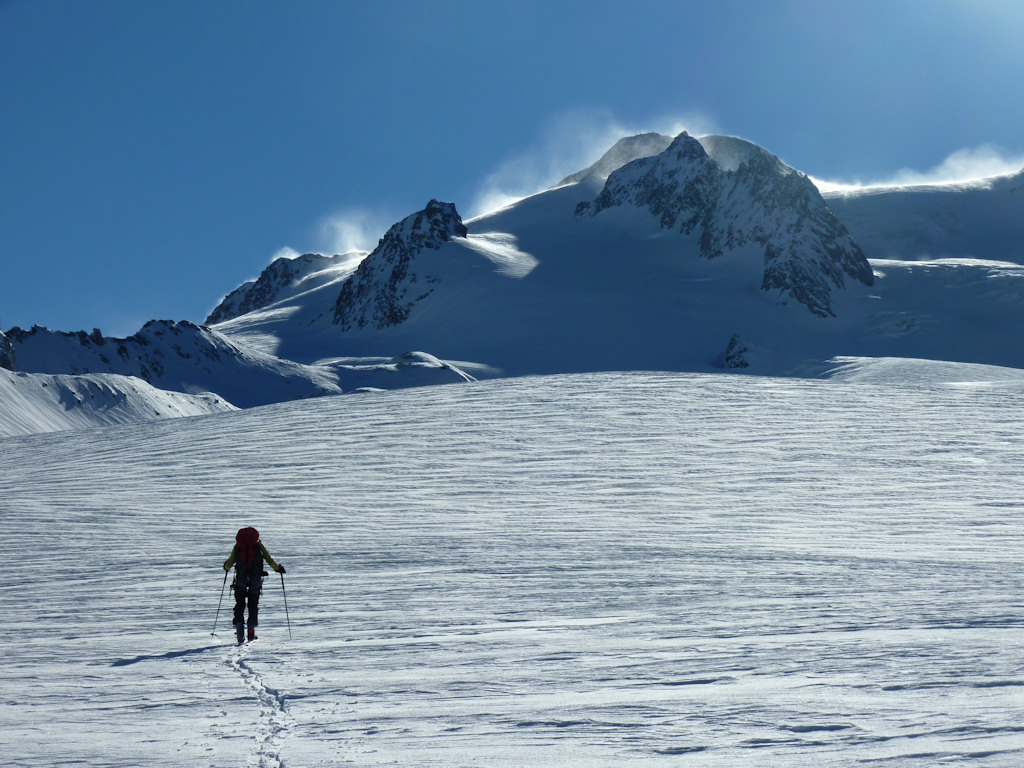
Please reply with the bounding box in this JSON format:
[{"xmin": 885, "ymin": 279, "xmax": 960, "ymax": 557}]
[
  {"xmin": 467, "ymin": 107, "xmax": 718, "ymax": 218},
  {"xmin": 813, "ymin": 144, "xmax": 1024, "ymax": 193}
]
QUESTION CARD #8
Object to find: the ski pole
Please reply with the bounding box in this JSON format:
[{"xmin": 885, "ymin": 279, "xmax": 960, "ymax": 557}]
[
  {"xmin": 280, "ymin": 571, "xmax": 292, "ymax": 640},
  {"xmin": 212, "ymin": 570, "xmax": 228, "ymax": 636}
]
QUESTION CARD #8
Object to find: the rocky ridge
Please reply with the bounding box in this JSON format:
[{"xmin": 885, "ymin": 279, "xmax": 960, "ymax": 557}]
[{"xmin": 332, "ymin": 200, "xmax": 468, "ymax": 331}]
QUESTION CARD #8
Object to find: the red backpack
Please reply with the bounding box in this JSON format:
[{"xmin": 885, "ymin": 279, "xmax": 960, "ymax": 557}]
[{"xmin": 236, "ymin": 527, "xmax": 261, "ymax": 568}]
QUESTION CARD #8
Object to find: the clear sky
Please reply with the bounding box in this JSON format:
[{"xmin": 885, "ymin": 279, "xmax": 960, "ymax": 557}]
[{"xmin": 3, "ymin": 0, "xmax": 1023, "ymax": 336}]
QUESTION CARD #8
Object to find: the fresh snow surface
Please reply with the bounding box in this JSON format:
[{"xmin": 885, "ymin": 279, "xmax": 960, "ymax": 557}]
[
  {"xmin": 4, "ymin": 370, "xmax": 1024, "ymax": 766},
  {"xmin": 0, "ymin": 368, "xmax": 235, "ymax": 438}
]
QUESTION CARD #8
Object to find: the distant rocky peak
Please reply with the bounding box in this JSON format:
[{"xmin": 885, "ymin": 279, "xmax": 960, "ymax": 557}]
[
  {"xmin": 380, "ymin": 199, "xmax": 468, "ymax": 249},
  {"xmin": 558, "ymin": 132, "xmax": 674, "ymax": 186},
  {"xmin": 578, "ymin": 131, "xmax": 873, "ymax": 317},
  {"xmin": 332, "ymin": 200, "xmax": 467, "ymax": 331},
  {"xmin": 0, "ymin": 329, "xmax": 14, "ymax": 371}
]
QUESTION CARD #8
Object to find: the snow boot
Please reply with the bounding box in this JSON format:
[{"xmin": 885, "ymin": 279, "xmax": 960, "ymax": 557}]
[
  {"xmin": 234, "ymin": 621, "xmax": 245, "ymax": 645},
  {"xmin": 247, "ymin": 626, "xmax": 257, "ymax": 642}
]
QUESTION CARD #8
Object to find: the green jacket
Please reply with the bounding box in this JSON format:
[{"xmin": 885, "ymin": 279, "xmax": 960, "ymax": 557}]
[{"xmin": 224, "ymin": 541, "xmax": 282, "ymax": 574}]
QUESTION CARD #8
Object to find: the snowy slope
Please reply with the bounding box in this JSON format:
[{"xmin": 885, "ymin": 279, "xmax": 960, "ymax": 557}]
[
  {"xmin": 557, "ymin": 131, "xmax": 674, "ymax": 185},
  {"xmin": 5, "ymin": 370, "xmax": 1024, "ymax": 766},
  {"xmin": 822, "ymin": 170, "xmax": 1024, "ymax": 263},
  {"xmin": 0, "ymin": 367, "xmax": 235, "ymax": 437}
]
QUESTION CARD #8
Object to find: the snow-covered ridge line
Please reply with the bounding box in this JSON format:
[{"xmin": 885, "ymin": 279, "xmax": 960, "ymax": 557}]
[
  {"xmin": 206, "ymin": 250, "xmax": 367, "ymax": 326},
  {"xmin": 4, "ymin": 320, "xmax": 342, "ymax": 409}
]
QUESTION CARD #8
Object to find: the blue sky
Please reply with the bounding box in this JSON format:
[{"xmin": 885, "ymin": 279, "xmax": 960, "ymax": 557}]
[{"xmin": 3, "ymin": 0, "xmax": 1023, "ymax": 336}]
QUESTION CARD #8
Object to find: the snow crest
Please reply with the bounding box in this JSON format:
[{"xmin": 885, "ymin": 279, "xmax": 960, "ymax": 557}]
[
  {"xmin": 0, "ymin": 367, "xmax": 234, "ymax": 437},
  {"xmin": 557, "ymin": 132, "xmax": 674, "ymax": 185}
]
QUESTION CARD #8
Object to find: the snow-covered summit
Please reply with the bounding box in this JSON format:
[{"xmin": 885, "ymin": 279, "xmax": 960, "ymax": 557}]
[
  {"xmin": 332, "ymin": 200, "xmax": 468, "ymax": 331},
  {"xmin": 697, "ymin": 134, "xmax": 784, "ymax": 173},
  {"xmin": 578, "ymin": 132, "xmax": 874, "ymax": 316}
]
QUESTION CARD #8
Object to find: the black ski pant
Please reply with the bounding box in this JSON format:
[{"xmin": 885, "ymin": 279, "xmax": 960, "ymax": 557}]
[{"xmin": 232, "ymin": 583, "xmax": 262, "ymax": 628}]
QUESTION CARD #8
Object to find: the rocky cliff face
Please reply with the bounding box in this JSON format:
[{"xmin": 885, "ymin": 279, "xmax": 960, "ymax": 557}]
[
  {"xmin": 577, "ymin": 133, "xmax": 874, "ymax": 317},
  {"xmin": 332, "ymin": 200, "xmax": 468, "ymax": 331},
  {"xmin": 0, "ymin": 329, "xmax": 14, "ymax": 371}
]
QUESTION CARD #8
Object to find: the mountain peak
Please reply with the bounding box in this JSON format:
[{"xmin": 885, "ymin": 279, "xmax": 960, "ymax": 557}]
[
  {"xmin": 332, "ymin": 200, "xmax": 468, "ymax": 331},
  {"xmin": 578, "ymin": 132, "xmax": 873, "ymax": 317}
]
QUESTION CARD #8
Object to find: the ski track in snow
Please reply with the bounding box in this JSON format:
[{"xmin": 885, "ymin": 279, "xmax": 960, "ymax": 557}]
[
  {"xmin": 4, "ymin": 371, "xmax": 1024, "ymax": 766},
  {"xmin": 228, "ymin": 644, "xmax": 292, "ymax": 767}
]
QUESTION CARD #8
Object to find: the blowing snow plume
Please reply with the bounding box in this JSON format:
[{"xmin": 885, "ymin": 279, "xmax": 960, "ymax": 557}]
[
  {"xmin": 813, "ymin": 143, "xmax": 1024, "ymax": 192},
  {"xmin": 468, "ymin": 108, "xmax": 717, "ymax": 218}
]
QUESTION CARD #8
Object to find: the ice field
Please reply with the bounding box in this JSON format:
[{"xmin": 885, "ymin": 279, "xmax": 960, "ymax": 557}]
[{"xmin": 4, "ymin": 369, "xmax": 1024, "ymax": 766}]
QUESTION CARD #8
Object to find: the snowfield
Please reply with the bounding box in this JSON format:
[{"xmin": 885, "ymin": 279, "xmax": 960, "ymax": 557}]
[{"xmin": 4, "ymin": 369, "xmax": 1024, "ymax": 766}]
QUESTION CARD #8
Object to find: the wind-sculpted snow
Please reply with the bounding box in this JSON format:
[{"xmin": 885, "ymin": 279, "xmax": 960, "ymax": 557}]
[
  {"xmin": 4, "ymin": 370, "xmax": 1024, "ymax": 766},
  {"xmin": 206, "ymin": 251, "xmax": 364, "ymax": 325},
  {"xmin": 557, "ymin": 132, "xmax": 674, "ymax": 185},
  {"xmin": 579, "ymin": 133, "xmax": 874, "ymax": 316}
]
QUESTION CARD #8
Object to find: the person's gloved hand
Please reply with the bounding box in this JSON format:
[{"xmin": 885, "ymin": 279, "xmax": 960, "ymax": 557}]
[{"xmin": 278, "ymin": 565, "xmax": 286, "ymax": 574}]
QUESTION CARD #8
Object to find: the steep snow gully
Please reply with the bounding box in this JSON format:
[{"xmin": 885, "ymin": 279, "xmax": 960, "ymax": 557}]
[{"xmin": 5, "ymin": 371, "xmax": 1024, "ymax": 766}]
